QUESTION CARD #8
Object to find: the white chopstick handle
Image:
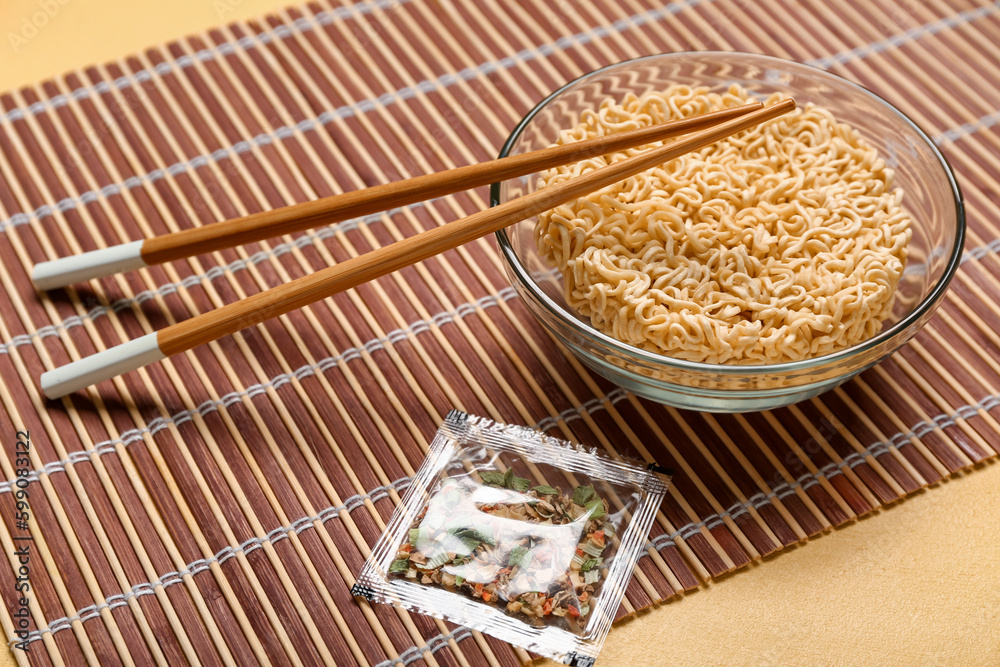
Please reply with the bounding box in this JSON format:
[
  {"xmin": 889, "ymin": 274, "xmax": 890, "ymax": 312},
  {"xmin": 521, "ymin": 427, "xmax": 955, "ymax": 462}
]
[
  {"xmin": 40, "ymin": 332, "xmax": 165, "ymax": 399},
  {"xmin": 32, "ymin": 240, "xmax": 147, "ymax": 290}
]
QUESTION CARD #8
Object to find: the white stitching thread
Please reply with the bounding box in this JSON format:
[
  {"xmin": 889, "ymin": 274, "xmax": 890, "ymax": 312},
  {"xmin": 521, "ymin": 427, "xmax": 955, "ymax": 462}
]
[
  {"xmin": 423, "ymin": 404, "xmax": 946, "ymax": 651},
  {"xmin": 4, "ymin": 0, "xmax": 990, "ymax": 235},
  {"xmin": 638, "ymin": 390, "xmax": 1000, "ymax": 551},
  {"xmin": 6, "ymin": 1, "xmax": 1000, "ymax": 655},
  {"xmin": 12, "ymin": 388, "xmax": 632, "ymax": 645},
  {"xmin": 0, "ymin": 0, "xmax": 715, "ymax": 235},
  {"xmin": 6, "ymin": 291, "xmax": 997, "ymax": 502},
  {"xmin": 14, "ymin": 476, "xmax": 415, "ymax": 644},
  {"xmin": 0, "ymin": 0, "xmax": 415, "ymax": 126},
  {"xmin": 533, "ymin": 387, "xmax": 630, "ymax": 432},
  {"xmin": 937, "ymin": 109, "xmax": 1000, "ymax": 145},
  {"xmin": 961, "ymin": 234, "xmax": 1000, "ymax": 264},
  {"xmin": 33, "ymin": 0, "xmax": 985, "ymax": 136},
  {"xmin": 372, "ymin": 627, "xmax": 472, "ymax": 667},
  {"xmin": 0, "ymin": 286, "xmax": 520, "ymax": 495},
  {"xmin": 0, "ymin": 200, "xmax": 434, "ymax": 356},
  {"xmin": 15, "ymin": 380, "xmax": 995, "ymax": 646},
  {"xmin": 806, "ymin": 2, "xmax": 1000, "ymax": 69}
]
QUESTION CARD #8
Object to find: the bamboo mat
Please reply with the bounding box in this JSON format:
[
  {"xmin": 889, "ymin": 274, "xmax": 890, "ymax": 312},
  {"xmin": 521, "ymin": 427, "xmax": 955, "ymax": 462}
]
[{"xmin": 0, "ymin": 0, "xmax": 999, "ymax": 664}]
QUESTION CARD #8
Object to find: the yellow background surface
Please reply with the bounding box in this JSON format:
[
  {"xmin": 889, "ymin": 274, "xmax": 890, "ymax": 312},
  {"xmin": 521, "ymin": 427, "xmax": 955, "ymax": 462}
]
[{"xmin": 1, "ymin": 1, "xmax": 998, "ymax": 665}]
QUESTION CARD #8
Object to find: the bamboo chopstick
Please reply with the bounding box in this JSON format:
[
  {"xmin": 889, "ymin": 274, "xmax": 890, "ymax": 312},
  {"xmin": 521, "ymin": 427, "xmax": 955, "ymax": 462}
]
[
  {"xmin": 39, "ymin": 99, "xmax": 794, "ymax": 398},
  {"xmin": 30, "ymin": 103, "xmax": 763, "ymax": 290}
]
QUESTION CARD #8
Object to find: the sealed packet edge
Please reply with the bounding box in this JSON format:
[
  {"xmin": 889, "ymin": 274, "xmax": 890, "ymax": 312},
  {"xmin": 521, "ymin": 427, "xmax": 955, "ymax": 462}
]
[
  {"xmin": 353, "ymin": 410, "xmax": 670, "ymax": 665},
  {"xmin": 352, "ymin": 410, "xmax": 468, "ymax": 600}
]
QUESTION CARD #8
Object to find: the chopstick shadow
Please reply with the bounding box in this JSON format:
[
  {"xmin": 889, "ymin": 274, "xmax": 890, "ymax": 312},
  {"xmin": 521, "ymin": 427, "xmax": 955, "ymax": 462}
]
[
  {"xmin": 58, "ymin": 389, "xmax": 160, "ymax": 421},
  {"xmin": 41, "ymin": 282, "xmax": 198, "ymax": 415},
  {"xmin": 55, "ymin": 277, "xmax": 312, "ymax": 418}
]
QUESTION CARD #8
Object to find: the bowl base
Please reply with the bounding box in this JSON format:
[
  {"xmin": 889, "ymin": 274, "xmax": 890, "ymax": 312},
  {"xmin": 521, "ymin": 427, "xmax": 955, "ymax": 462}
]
[{"xmin": 577, "ymin": 354, "xmax": 858, "ymax": 413}]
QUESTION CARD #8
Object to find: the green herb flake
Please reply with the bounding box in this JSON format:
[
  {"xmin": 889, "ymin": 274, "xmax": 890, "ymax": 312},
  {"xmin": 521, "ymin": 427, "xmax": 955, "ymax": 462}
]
[
  {"xmin": 581, "ymin": 558, "xmax": 602, "ymax": 572},
  {"xmin": 389, "ymin": 558, "xmax": 410, "ymax": 574},
  {"xmin": 453, "ymin": 526, "xmax": 494, "ymax": 547},
  {"xmin": 508, "ymin": 545, "xmax": 528, "ymax": 569},
  {"xmin": 573, "ymin": 484, "xmax": 597, "ymax": 506},
  {"xmin": 509, "ymin": 475, "xmax": 532, "ymax": 492},
  {"xmin": 454, "ymin": 575, "xmax": 465, "ymax": 586},
  {"xmin": 479, "ymin": 471, "xmax": 506, "ymax": 487},
  {"xmin": 408, "ymin": 528, "xmax": 421, "ymax": 545},
  {"xmin": 584, "ymin": 498, "xmax": 605, "ymax": 520},
  {"xmin": 472, "ymin": 526, "xmax": 495, "ymax": 546},
  {"xmin": 459, "ymin": 535, "xmax": 480, "ymax": 553},
  {"xmin": 519, "ymin": 553, "xmax": 533, "ymax": 571},
  {"xmin": 533, "ymin": 485, "xmax": 559, "ymax": 495}
]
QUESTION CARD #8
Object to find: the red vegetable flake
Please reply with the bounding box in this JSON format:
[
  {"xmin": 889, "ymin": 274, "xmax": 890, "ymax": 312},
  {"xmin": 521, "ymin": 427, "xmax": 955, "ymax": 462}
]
[{"xmin": 389, "ymin": 475, "xmax": 620, "ymax": 632}]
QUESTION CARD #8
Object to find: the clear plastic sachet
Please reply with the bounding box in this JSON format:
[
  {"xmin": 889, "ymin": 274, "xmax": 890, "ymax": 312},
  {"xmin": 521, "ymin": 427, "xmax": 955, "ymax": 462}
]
[{"xmin": 353, "ymin": 411, "xmax": 671, "ymax": 666}]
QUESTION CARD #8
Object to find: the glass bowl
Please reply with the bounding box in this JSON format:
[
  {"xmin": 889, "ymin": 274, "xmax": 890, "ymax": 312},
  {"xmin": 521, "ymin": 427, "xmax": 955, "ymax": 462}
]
[{"xmin": 492, "ymin": 52, "xmax": 964, "ymax": 413}]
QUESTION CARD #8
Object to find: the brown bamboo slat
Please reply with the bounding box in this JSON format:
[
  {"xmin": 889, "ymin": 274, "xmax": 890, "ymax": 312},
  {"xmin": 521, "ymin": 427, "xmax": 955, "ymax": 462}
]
[{"xmin": 2, "ymin": 1, "xmax": 1000, "ymax": 665}]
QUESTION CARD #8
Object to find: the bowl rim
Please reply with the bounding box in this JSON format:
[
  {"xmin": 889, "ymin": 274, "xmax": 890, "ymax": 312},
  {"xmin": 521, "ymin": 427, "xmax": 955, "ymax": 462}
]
[{"xmin": 492, "ymin": 51, "xmax": 966, "ymax": 376}]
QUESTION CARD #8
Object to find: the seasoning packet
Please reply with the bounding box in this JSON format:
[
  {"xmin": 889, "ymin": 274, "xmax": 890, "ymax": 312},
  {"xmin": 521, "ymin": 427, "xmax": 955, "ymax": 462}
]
[{"xmin": 352, "ymin": 410, "xmax": 671, "ymax": 666}]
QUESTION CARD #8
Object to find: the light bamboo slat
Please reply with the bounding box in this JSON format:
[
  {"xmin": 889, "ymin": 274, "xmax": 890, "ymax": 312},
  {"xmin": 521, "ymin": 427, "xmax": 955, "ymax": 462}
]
[{"xmin": 0, "ymin": 1, "xmax": 998, "ymax": 665}]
